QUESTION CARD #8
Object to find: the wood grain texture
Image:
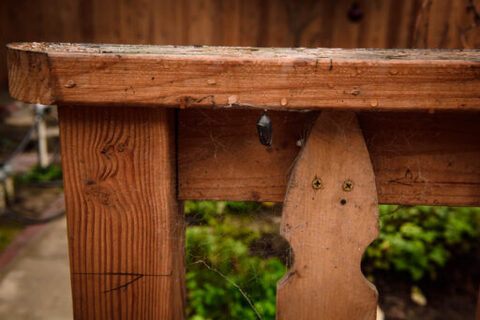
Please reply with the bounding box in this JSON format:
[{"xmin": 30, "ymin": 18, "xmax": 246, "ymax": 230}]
[
  {"xmin": 7, "ymin": 48, "xmax": 54, "ymax": 105},
  {"xmin": 7, "ymin": 42, "xmax": 480, "ymax": 111},
  {"xmin": 177, "ymin": 109, "xmax": 480, "ymax": 206},
  {"xmin": 58, "ymin": 106, "xmax": 185, "ymax": 319},
  {"xmin": 276, "ymin": 111, "xmax": 378, "ymax": 320},
  {"xmin": 2, "ymin": 0, "xmax": 480, "ymax": 88}
]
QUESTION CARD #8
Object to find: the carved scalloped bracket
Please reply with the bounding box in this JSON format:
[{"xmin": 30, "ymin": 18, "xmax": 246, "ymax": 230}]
[{"xmin": 277, "ymin": 110, "xmax": 379, "ymax": 320}]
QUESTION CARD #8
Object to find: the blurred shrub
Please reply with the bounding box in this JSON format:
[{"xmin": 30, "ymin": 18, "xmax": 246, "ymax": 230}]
[
  {"xmin": 16, "ymin": 164, "xmax": 62, "ymax": 184},
  {"xmin": 185, "ymin": 201, "xmax": 283, "ymax": 320},
  {"xmin": 185, "ymin": 202, "xmax": 480, "ymax": 319},
  {"xmin": 364, "ymin": 205, "xmax": 480, "ymax": 281}
]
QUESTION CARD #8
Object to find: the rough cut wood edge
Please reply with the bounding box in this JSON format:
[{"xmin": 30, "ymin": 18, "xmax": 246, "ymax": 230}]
[
  {"xmin": 7, "ymin": 47, "xmax": 55, "ymax": 105},
  {"xmin": 276, "ymin": 111, "xmax": 378, "ymax": 319},
  {"xmin": 7, "ymin": 42, "xmax": 480, "ymax": 111},
  {"xmin": 59, "ymin": 106, "xmax": 185, "ymax": 319},
  {"xmin": 177, "ymin": 109, "xmax": 480, "ymax": 206}
]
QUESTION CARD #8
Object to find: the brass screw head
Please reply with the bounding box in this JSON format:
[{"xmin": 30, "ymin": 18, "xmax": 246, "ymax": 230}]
[
  {"xmin": 343, "ymin": 180, "xmax": 354, "ymax": 192},
  {"xmin": 312, "ymin": 177, "xmax": 323, "ymax": 190}
]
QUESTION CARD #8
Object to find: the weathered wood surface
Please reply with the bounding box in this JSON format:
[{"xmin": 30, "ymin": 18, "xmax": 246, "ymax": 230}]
[
  {"xmin": 276, "ymin": 111, "xmax": 378, "ymax": 320},
  {"xmin": 178, "ymin": 109, "xmax": 480, "ymax": 206},
  {"xmin": 59, "ymin": 106, "xmax": 185, "ymax": 319},
  {"xmin": 2, "ymin": 0, "xmax": 480, "ymax": 89},
  {"xmin": 7, "ymin": 42, "xmax": 480, "ymax": 111}
]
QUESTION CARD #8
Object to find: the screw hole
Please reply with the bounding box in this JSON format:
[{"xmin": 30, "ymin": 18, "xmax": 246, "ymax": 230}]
[{"xmin": 340, "ymin": 199, "xmax": 347, "ymax": 205}]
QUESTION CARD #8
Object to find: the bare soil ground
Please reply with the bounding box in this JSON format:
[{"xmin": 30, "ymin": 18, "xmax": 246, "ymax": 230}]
[{"xmin": 374, "ymin": 246, "xmax": 480, "ymax": 320}]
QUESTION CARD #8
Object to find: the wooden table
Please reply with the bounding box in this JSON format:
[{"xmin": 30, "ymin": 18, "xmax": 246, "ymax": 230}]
[{"xmin": 7, "ymin": 42, "xmax": 480, "ymax": 319}]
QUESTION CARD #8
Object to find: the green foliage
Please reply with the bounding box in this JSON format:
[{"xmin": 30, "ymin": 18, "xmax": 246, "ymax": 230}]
[
  {"xmin": 224, "ymin": 202, "xmax": 262, "ymax": 214},
  {"xmin": 186, "ymin": 202, "xmax": 480, "ymax": 318},
  {"xmin": 0, "ymin": 218, "xmax": 23, "ymax": 252},
  {"xmin": 185, "ymin": 201, "xmax": 284, "ymax": 320},
  {"xmin": 364, "ymin": 205, "xmax": 480, "ymax": 281},
  {"xmin": 185, "ymin": 201, "xmax": 262, "ymax": 225},
  {"xmin": 16, "ymin": 164, "xmax": 62, "ymax": 184},
  {"xmin": 0, "ymin": 166, "xmax": 61, "ymax": 252}
]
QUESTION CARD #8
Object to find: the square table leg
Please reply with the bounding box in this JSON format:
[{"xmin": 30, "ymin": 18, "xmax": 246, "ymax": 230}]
[{"xmin": 58, "ymin": 106, "xmax": 185, "ymax": 319}]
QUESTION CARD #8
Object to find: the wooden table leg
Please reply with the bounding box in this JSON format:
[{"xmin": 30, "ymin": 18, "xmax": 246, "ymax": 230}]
[
  {"xmin": 277, "ymin": 111, "xmax": 379, "ymax": 320},
  {"xmin": 58, "ymin": 106, "xmax": 185, "ymax": 319}
]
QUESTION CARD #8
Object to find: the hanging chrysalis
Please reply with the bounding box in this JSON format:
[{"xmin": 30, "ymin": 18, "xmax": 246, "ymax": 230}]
[{"xmin": 256, "ymin": 111, "xmax": 272, "ymax": 146}]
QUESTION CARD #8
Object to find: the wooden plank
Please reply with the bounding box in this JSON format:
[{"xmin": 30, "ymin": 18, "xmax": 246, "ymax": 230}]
[
  {"xmin": 58, "ymin": 106, "xmax": 185, "ymax": 319},
  {"xmin": 7, "ymin": 42, "xmax": 480, "ymax": 111},
  {"xmin": 177, "ymin": 109, "xmax": 480, "ymax": 206},
  {"xmin": 276, "ymin": 111, "xmax": 378, "ymax": 320},
  {"xmin": 3, "ymin": 0, "xmax": 480, "ymax": 89}
]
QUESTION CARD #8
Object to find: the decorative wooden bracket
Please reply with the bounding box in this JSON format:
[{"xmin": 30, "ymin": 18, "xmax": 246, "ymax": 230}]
[{"xmin": 277, "ymin": 111, "xmax": 379, "ymax": 320}]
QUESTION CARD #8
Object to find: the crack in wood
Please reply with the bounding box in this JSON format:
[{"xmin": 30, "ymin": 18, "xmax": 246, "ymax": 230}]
[{"xmin": 73, "ymin": 271, "xmax": 173, "ymax": 293}]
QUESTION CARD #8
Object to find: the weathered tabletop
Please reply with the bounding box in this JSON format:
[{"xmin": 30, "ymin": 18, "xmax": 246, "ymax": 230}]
[{"xmin": 7, "ymin": 42, "xmax": 480, "ymax": 111}]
